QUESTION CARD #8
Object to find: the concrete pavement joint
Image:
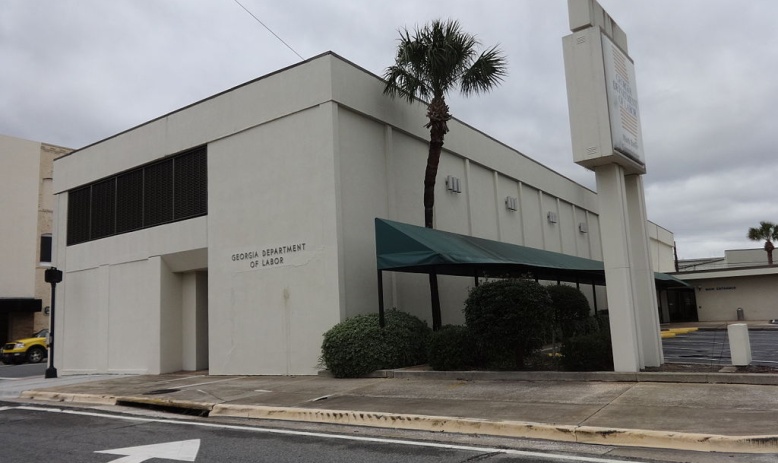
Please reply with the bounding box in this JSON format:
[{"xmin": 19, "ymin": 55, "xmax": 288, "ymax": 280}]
[{"xmin": 576, "ymin": 382, "xmax": 637, "ymax": 427}]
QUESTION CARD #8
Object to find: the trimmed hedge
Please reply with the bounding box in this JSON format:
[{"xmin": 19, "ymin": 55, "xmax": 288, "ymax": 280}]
[
  {"xmin": 464, "ymin": 279, "xmax": 554, "ymax": 370},
  {"xmin": 546, "ymin": 284, "xmax": 591, "ymax": 340},
  {"xmin": 560, "ymin": 328, "xmax": 614, "ymax": 371},
  {"xmin": 427, "ymin": 325, "xmax": 479, "ymax": 371},
  {"xmin": 320, "ymin": 309, "xmax": 430, "ymax": 378}
]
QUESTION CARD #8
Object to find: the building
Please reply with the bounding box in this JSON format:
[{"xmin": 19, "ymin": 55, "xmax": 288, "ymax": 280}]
[
  {"xmin": 675, "ymin": 249, "xmax": 778, "ymax": 322},
  {"xmin": 0, "ymin": 134, "xmax": 71, "ymax": 346},
  {"xmin": 52, "ymin": 52, "xmax": 675, "ymax": 376}
]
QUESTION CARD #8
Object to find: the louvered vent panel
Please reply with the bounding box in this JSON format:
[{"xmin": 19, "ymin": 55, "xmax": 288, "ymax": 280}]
[
  {"xmin": 116, "ymin": 169, "xmax": 144, "ymax": 233},
  {"xmin": 174, "ymin": 147, "xmax": 207, "ymax": 220},
  {"xmin": 90, "ymin": 178, "xmax": 116, "ymax": 240},
  {"xmin": 66, "ymin": 145, "xmax": 207, "ymax": 246},
  {"xmin": 143, "ymin": 160, "xmax": 174, "ymax": 227},
  {"xmin": 67, "ymin": 186, "xmax": 92, "ymax": 245}
]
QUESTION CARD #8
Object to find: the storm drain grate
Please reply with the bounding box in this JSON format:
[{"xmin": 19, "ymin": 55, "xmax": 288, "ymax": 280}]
[
  {"xmin": 143, "ymin": 388, "xmax": 181, "ymax": 395},
  {"xmin": 116, "ymin": 398, "xmax": 211, "ymax": 417}
]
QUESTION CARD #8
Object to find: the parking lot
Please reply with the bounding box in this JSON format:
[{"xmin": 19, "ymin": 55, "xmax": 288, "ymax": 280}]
[{"xmin": 663, "ymin": 329, "xmax": 778, "ymax": 367}]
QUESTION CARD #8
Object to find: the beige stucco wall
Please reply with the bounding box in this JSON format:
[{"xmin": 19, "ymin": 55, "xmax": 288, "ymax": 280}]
[
  {"xmin": 0, "ymin": 135, "xmax": 70, "ymax": 340},
  {"xmin": 689, "ymin": 273, "xmax": 778, "ymax": 321},
  {"xmin": 206, "ymin": 105, "xmax": 343, "ymax": 375},
  {"xmin": 0, "ymin": 135, "xmax": 40, "ymax": 298},
  {"xmin": 647, "ymin": 222, "xmax": 675, "ymax": 273}
]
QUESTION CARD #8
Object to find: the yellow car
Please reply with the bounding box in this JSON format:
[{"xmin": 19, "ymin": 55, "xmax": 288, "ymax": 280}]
[{"xmin": 1, "ymin": 329, "xmax": 49, "ymax": 364}]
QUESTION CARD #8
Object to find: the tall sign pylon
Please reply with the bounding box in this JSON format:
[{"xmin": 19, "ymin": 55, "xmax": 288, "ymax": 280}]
[{"xmin": 562, "ymin": 0, "xmax": 663, "ymax": 371}]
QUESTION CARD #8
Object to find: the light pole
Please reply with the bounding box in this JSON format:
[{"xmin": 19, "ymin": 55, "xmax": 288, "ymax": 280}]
[{"xmin": 44, "ymin": 267, "xmax": 62, "ymax": 379}]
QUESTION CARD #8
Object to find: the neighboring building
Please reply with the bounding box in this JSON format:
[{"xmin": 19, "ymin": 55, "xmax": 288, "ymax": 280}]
[
  {"xmin": 52, "ymin": 52, "xmax": 675, "ymax": 376},
  {"xmin": 647, "ymin": 222, "xmax": 675, "ymax": 273},
  {"xmin": 675, "ymin": 249, "xmax": 778, "ymax": 322},
  {"xmin": 0, "ymin": 134, "xmax": 71, "ymax": 346}
]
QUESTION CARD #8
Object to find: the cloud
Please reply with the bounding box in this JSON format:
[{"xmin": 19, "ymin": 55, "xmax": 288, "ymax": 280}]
[{"xmin": 1, "ymin": 0, "xmax": 776, "ymax": 259}]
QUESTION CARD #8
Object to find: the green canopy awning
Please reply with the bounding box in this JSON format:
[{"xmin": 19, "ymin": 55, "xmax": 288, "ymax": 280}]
[{"xmin": 375, "ymin": 218, "xmax": 689, "ymax": 287}]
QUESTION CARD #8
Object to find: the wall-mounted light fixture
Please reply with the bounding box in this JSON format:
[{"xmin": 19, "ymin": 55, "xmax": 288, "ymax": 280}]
[
  {"xmin": 445, "ymin": 175, "xmax": 462, "ymax": 193},
  {"xmin": 44, "ymin": 306, "xmax": 51, "ymax": 315},
  {"xmin": 547, "ymin": 211, "xmax": 558, "ymax": 224},
  {"xmin": 578, "ymin": 222, "xmax": 588, "ymax": 233},
  {"xmin": 505, "ymin": 196, "xmax": 518, "ymax": 211}
]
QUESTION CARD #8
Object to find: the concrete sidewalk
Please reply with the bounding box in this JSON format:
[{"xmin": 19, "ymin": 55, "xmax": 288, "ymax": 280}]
[{"xmin": 11, "ymin": 369, "xmax": 778, "ymax": 455}]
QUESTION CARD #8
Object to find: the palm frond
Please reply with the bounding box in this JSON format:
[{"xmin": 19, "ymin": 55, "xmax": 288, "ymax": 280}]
[
  {"xmin": 383, "ymin": 65, "xmax": 429, "ymax": 103},
  {"xmin": 383, "ymin": 18, "xmax": 506, "ymax": 105},
  {"xmin": 748, "ymin": 221, "xmax": 777, "ymax": 241},
  {"xmin": 460, "ymin": 46, "xmax": 508, "ymax": 95}
]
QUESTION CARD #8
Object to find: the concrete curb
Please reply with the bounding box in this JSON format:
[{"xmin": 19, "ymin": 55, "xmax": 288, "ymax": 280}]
[
  {"xmin": 209, "ymin": 404, "xmax": 778, "ymax": 454},
  {"xmin": 20, "ymin": 389, "xmax": 778, "ymax": 454},
  {"xmin": 19, "ymin": 390, "xmax": 117, "ymax": 405}
]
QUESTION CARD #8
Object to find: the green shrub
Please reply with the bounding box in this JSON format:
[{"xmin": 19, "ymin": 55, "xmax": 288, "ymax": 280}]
[
  {"xmin": 546, "ymin": 284, "xmax": 591, "ymax": 340},
  {"xmin": 427, "ymin": 325, "xmax": 479, "ymax": 371},
  {"xmin": 594, "ymin": 311, "xmax": 610, "ymax": 333},
  {"xmin": 320, "ymin": 309, "xmax": 430, "ymax": 378},
  {"xmin": 560, "ymin": 330, "xmax": 614, "ymax": 371},
  {"xmin": 463, "ymin": 279, "xmax": 554, "ymax": 370}
]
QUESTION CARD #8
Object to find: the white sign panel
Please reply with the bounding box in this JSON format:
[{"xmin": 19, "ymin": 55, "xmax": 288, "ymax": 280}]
[{"xmin": 602, "ymin": 33, "xmax": 644, "ymax": 164}]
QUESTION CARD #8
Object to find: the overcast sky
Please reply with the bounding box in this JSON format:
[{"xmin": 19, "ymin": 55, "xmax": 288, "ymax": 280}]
[{"xmin": 2, "ymin": 0, "xmax": 776, "ymax": 259}]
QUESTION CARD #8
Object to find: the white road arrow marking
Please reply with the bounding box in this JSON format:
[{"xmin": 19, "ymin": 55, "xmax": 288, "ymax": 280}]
[{"xmin": 95, "ymin": 439, "xmax": 200, "ymax": 462}]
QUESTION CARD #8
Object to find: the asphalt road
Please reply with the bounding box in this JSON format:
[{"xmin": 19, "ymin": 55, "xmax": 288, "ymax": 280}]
[
  {"xmin": 0, "ymin": 404, "xmax": 671, "ymax": 463},
  {"xmin": 0, "ymin": 361, "xmax": 47, "ymax": 379},
  {"xmin": 662, "ymin": 330, "xmax": 778, "ymax": 366}
]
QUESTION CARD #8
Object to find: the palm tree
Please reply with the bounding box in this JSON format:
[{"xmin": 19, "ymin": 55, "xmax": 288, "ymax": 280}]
[
  {"xmin": 384, "ymin": 19, "xmax": 507, "ymax": 329},
  {"xmin": 747, "ymin": 221, "xmax": 778, "ymax": 265}
]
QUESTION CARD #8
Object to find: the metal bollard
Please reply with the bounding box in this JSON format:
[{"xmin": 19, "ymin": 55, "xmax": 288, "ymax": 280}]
[
  {"xmin": 736, "ymin": 307, "xmax": 745, "ymax": 321},
  {"xmin": 728, "ymin": 323, "xmax": 752, "ymax": 366}
]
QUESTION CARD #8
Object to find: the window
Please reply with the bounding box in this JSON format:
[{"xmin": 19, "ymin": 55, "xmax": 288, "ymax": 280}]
[
  {"xmin": 40, "ymin": 234, "xmax": 52, "ymax": 264},
  {"xmin": 66, "ymin": 146, "xmax": 207, "ymax": 245}
]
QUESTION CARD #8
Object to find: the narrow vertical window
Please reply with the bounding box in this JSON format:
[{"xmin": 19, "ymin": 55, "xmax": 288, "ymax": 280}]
[{"xmin": 40, "ymin": 234, "xmax": 52, "ymax": 264}]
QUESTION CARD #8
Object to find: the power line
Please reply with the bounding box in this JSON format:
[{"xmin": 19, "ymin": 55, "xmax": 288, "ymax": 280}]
[{"xmin": 231, "ymin": 0, "xmax": 304, "ymax": 61}]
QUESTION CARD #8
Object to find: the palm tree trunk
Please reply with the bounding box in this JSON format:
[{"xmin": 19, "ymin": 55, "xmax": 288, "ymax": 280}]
[
  {"xmin": 423, "ymin": 143, "xmax": 442, "ymax": 228},
  {"xmin": 424, "ymin": 96, "xmax": 450, "ymax": 331},
  {"xmin": 423, "ymin": 98, "xmax": 449, "ymax": 229},
  {"xmin": 766, "ymin": 240, "xmax": 774, "ymax": 265}
]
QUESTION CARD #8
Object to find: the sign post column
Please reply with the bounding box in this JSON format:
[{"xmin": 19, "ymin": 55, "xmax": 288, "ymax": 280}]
[{"xmin": 563, "ymin": 0, "xmax": 662, "ymax": 371}]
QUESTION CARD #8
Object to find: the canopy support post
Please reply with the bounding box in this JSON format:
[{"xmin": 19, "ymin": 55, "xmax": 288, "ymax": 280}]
[
  {"xmin": 429, "ymin": 270, "xmax": 442, "ymax": 331},
  {"xmin": 592, "ymin": 282, "xmax": 598, "ymax": 314},
  {"xmin": 378, "ymin": 270, "xmax": 385, "ymax": 328}
]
